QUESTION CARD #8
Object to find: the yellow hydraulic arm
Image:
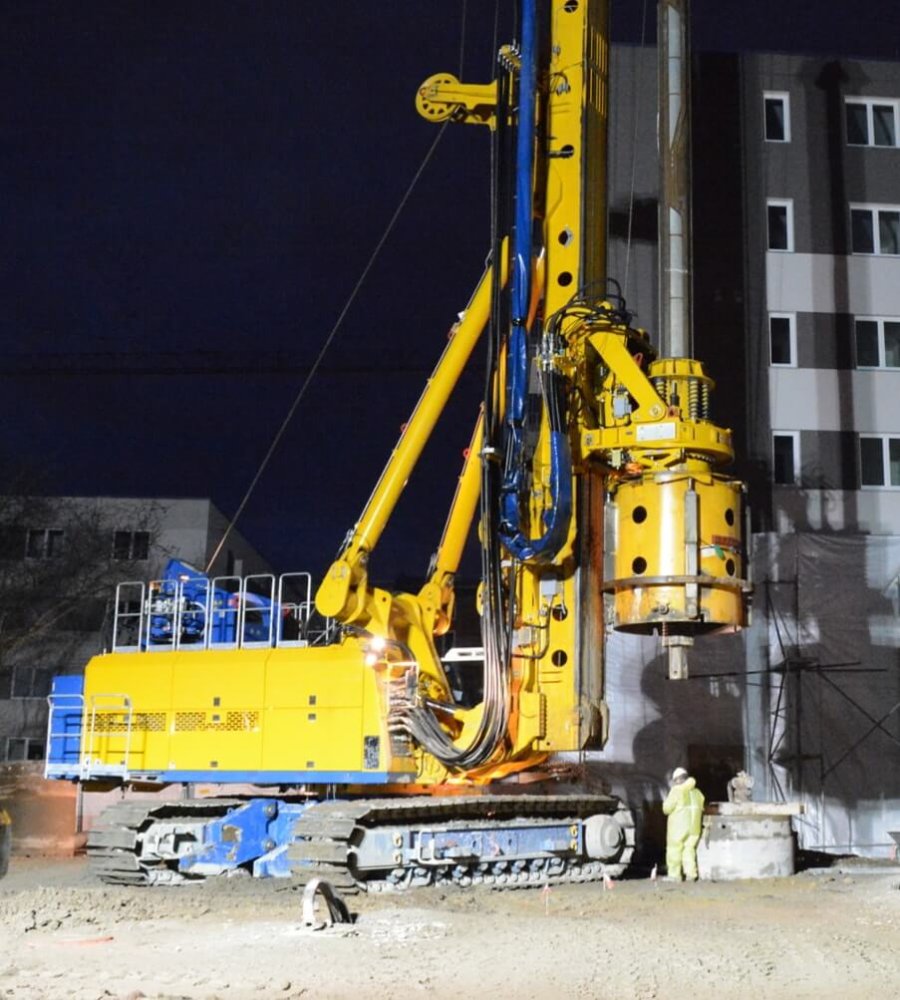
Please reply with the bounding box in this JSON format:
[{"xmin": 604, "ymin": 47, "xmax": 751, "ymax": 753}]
[{"xmin": 316, "ymin": 246, "xmax": 507, "ymax": 634}]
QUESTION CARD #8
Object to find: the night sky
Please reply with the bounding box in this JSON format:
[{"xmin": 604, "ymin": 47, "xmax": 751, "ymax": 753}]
[{"xmin": 3, "ymin": 1, "xmax": 900, "ymax": 581}]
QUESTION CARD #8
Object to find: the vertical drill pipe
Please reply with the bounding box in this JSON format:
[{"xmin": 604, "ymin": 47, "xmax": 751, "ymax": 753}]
[{"xmin": 657, "ymin": 0, "xmax": 693, "ymax": 358}]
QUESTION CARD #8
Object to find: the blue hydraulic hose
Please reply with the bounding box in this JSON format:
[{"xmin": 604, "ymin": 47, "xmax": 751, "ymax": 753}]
[
  {"xmin": 511, "ymin": 0, "xmax": 536, "ymax": 339},
  {"xmin": 499, "ymin": 0, "xmax": 572, "ymax": 564},
  {"xmin": 506, "ymin": 0, "xmax": 536, "ymax": 430}
]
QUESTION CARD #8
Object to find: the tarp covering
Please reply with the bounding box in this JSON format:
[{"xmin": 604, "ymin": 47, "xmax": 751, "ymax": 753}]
[{"xmin": 592, "ymin": 532, "xmax": 900, "ymax": 859}]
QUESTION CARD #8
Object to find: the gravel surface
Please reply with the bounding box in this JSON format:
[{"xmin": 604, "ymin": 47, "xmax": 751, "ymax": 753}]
[{"xmin": 1, "ymin": 857, "xmax": 899, "ymax": 999}]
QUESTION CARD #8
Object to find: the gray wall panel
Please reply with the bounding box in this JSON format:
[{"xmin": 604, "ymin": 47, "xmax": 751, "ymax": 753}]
[
  {"xmin": 796, "ymin": 312, "xmax": 855, "ymax": 369},
  {"xmin": 799, "ymin": 430, "xmax": 859, "ymax": 489}
]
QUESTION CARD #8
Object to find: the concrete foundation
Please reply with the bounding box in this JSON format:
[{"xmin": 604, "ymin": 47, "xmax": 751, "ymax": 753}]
[{"xmin": 698, "ymin": 803, "xmax": 802, "ymax": 880}]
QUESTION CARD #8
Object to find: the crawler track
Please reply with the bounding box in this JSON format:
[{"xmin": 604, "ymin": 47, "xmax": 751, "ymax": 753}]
[
  {"xmin": 88, "ymin": 793, "xmax": 635, "ymax": 889},
  {"xmin": 87, "ymin": 799, "xmax": 241, "ymax": 886},
  {"xmin": 288, "ymin": 794, "xmax": 635, "ymax": 891}
]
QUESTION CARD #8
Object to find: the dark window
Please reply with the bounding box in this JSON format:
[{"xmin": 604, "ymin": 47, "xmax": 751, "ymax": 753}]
[
  {"xmin": 764, "ymin": 96, "xmax": 787, "ymax": 141},
  {"xmin": 10, "ymin": 667, "xmax": 52, "ymax": 699},
  {"xmin": 851, "ymin": 209, "xmax": 875, "ymax": 253},
  {"xmin": 885, "ymin": 323, "xmax": 900, "ymax": 367},
  {"xmin": 26, "ymin": 529, "xmax": 44, "ymax": 559},
  {"xmin": 860, "ymin": 437, "xmax": 885, "ymax": 486},
  {"xmin": 857, "ymin": 318, "xmax": 900, "ymax": 368},
  {"xmin": 769, "ymin": 316, "xmax": 793, "ymax": 365},
  {"xmin": 3, "ymin": 737, "xmax": 44, "ymax": 762},
  {"xmin": 773, "ymin": 435, "xmax": 797, "ymax": 485},
  {"xmin": 112, "ymin": 531, "xmax": 131, "ymax": 560},
  {"xmin": 25, "ymin": 528, "xmax": 64, "ymax": 559},
  {"xmin": 12, "ymin": 669, "xmax": 31, "ymax": 698},
  {"xmin": 32, "ymin": 669, "xmax": 52, "ymax": 698},
  {"xmin": 879, "ymin": 211, "xmax": 900, "ymax": 255},
  {"xmin": 873, "ymin": 104, "xmax": 896, "ymax": 146},
  {"xmin": 767, "ymin": 203, "xmax": 790, "ymax": 250},
  {"xmin": 891, "ymin": 439, "xmax": 900, "ymax": 487},
  {"xmin": 0, "ymin": 670, "xmax": 11, "ymax": 700},
  {"xmin": 112, "ymin": 530, "xmax": 151, "ymax": 561},
  {"xmin": 846, "ymin": 102, "xmax": 868, "ymax": 144},
  {"xmin": 856, "ymin": 320, "xmax": 880, "ymax": 367},
  {"xmin": 852, "ymin": 207, "xmax": 900, "ymax": 255},
  {"xmin": 132, "ymin": 531, "xmax": 150, "ymax": 560}
]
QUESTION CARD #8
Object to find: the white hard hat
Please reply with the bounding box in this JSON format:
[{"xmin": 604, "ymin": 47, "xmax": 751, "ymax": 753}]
[{"xmin": 672, "ymin": 767, "xmax": 688, "ymax": 782}]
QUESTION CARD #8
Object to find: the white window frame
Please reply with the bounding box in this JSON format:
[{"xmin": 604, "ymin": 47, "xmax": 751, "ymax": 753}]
[
  {"xmin": 850, "ymin": 203, "xmax": 900, "ymax": 256},
  {"xmin": 845, "ymin": 97, "xmax": 900, "ymax": 147},
  {"xmin": 768, "ymin": 312, "xmax": 797, "ymax": 367},
  {"xmin": 3, "ymin": 736, "xmax": 45, "ymax": 762},
  {"xmin": 767, "ymin": 199, "xmax": 794, "ymax": 252},
  {"xmin": 763, "ymin": 91, "xmax": 791, "ymax": 143},
  {"xmin": 859, "ymin": 434, "xmax": 900, "ymax": 488},
  {"xmin": 773, "ymin": 431, "xmax": 800, "ymax": 485},
  {"xmin": 854, "ymin": 316, "xmax": 900, "ymax": 370}
]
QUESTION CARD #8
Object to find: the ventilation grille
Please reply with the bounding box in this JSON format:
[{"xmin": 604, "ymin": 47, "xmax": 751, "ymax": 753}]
[
  {"xmin": 96, "ymin": 712, "xmax": 166, "ymax": 733},
  {"xmin": 174, "ymin": 711, "xmax": 260, "ymax": 732}
]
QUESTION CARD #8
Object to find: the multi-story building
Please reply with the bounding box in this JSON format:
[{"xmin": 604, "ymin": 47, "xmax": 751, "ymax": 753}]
[
  {"xmin": 741, "ymin": 54, "xmax": 900, "ymax": 533},
  {"xmin": 603, "ymin": 44, "xmax": 900, "ymax": 856},
  {"xmin": 736, "ymin": 51, "xmax": 900, "ymax": 856},
  {"xmin": 0, "ymin": 496, "xmax": 272, "ymax": 764}
]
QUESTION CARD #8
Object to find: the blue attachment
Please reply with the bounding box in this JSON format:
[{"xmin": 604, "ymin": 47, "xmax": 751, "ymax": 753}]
[
  {"xmin": 511, "ymin": 0, "xmax": 537, "ymax": 332},
  {"xmin": 147, "ymin": 559, "xmax": 276, "ymax": 647},
  {"xmin": 500, "ymin": 429, "xmax": 573, "ymax": 562},
  {"xmin": 45, "ymin": 675, "xmax": 84, "ymax": 776},
  {"xmin": 179, "ymin": 799, "xmax": 306, "ymax": 878},
  {"xmin": 505, "ymin": 0, "xmax": 536, "ymax": 433},
  {"xmin": 498, "ymin": 0, "xmax": 573, "ymax": 564}
]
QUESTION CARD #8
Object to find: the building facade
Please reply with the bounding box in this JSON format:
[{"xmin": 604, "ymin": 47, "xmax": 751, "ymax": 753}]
[
  {"xmin": 603, "ymin": 44, "xmax": 900, "ymax": 856},
  {"xmin": 742, "ymin": 52, "xmax": 900, "ymax": 535}
]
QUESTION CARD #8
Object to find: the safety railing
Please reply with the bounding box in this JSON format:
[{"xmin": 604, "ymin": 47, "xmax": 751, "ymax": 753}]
[
  {"xmin": 239, "ymin": 574, "xmax": 276, "ymax": 649},
  {"xmin": 145, "ymin": 577, "xmax": 183, "ymax": 652},
  {"xmin": 44, "ymin": 692, "xmax": 85, "ymax": 778},
  {"xmin": 112, "ymin": 581, "xmax": 146, "ymax": 652},
  {"xmin": 277, "ymin": 572, "xmax": 313, "ymax": 646},
  {"xmin": 207, "ymin": 574, "xmax": 242, "ymax": 649},
  {"xmin": 111, "ymin": 570, "xmax": 331, "ymax": 653}
]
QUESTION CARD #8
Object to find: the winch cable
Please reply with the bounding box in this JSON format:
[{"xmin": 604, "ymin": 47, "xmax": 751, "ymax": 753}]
[{"xmin": 205, "ymin": 121, "xmax": 449, "ymax": 574}]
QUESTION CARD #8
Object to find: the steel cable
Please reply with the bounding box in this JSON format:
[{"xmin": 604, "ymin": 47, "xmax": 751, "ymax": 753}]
[{"xmin": 205, "ymin": 122, "xmax": 450, "ymax": 573}]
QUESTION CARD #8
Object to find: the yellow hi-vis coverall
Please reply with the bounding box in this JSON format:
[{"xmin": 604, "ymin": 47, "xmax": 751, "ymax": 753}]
[{"xmin": 662, "ymin": 777, "xmax": 705, "ymax": 880}]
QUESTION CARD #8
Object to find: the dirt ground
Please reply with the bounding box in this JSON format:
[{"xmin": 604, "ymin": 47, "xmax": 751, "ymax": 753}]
[{"xmin": 0, "ymin": 856, "xmax": 898, "ymax": 1000}]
